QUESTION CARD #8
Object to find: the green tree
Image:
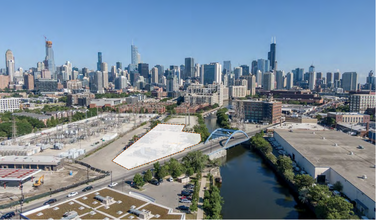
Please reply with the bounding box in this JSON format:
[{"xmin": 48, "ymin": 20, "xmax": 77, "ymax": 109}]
[
  {"xmin": 153, "ymin": 162, "xmax": 161, "ymax": 173},
  {"xmin": 333, "ymin": 181, "xmax": 343, "ymax": 192},
  {"xmin": 315, "ymin": 196, "xmax": 354, "ymax": 219},
  {"xmin": 277, "ymin": 155, "xmax": 293, "ymax": 173},
  {"xmin": 284, "ymin": 169, "xmax": 295, "ymax": 182},
  {"xmin": 186, "ymin": 168, "xmax": 194, "ymax": 176},
  {"xmin": 294, "ymin": 174, "xmax": 315, "ymax": 190},
  {"xmin": 133, "ymin": 173, "xmax": 145, "ymax": 188},
  {"xmin": 190, "ymin": 200, "xmax": 198, "ymax": 212},
  {"xmin": 308, "ymin": 184, "xmax": 331, "ymax": 202},
  {"xmin": 325, "ymin": 117, "xmax": 336, "ymax": 127},
  {"xmin": 143, "ymin": 170, "xmax": 153, "ymax": 182},
  {"xmin": 182, "ymin": 151, "xmax": 208, "ymax": 173},
  {"xmin": 168, "ymin": 158, "xmax": 184, "ymax": 178},
  {"xmin": 316, "ymin": 114, "xmax": 323, "ymax": 121},
  {"xmin": 156, "ymin": 165, "xmax": 169, "ymax": 180}
]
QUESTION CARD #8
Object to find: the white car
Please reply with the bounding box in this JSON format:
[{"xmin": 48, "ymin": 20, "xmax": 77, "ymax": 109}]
[
  {"xmin": 108, "ymin": 182, "xmax": 118, "ymax": 188},
  {"xmin": 67, "ymin": 192, "xmax": 78, "ymax": 197},
  {"xmin": 168, "ymin": 177, "xmax": 173, "ymax": 182}
]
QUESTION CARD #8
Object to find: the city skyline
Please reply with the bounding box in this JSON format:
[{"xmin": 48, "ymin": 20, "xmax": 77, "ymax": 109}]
[{"xmin": 0, "ymin": 0, "xmax": 375, "ymax": 82}]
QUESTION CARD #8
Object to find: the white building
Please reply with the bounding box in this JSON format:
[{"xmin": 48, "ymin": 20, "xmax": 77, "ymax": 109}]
[
  {"xmin": 273, "ymin": 129, "xmax": 375, "ymax": 219},
  {"xmin": 0, "ymin": 98, "xmax": 21, "ymax": 113},
  {"xmin": 349, "ymin": 94, "xmax": 376, "ymax": 113},
  {"xmin": 229, "ymin": 85, "xmax": 247, "ymax": 98}
]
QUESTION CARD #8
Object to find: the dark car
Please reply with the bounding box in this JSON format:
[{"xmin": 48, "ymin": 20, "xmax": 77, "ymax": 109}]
[
  {"xmin": 0, "ymin": 212, "xmax": 15, "ymax": 219},
  {"xmin": 177, "ymin": 205, "xmax": 190, "ymax": 211},
  {"xmin": 43, "ymin": 199, "xmax": 57, "ymax": 206},
  {"xmin": 181, "ymin": 190, "xmax": 192, "ymax": 196},
  {"xmin": 150, "ymin": 179, "xmax": 160, "ymax": 186},
  {"xmin": 82, "ymin": 185, "xmax": 93, "ymax": 192}
]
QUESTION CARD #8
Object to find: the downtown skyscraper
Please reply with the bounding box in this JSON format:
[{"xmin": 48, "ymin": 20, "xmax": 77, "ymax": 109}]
[
  {"xmin": 44, "ymin": 40, "xmax": 56, "ymax": 79},
  {"xmin": 5, "ymin": 49, "xmax": 15, "ymax": 82},
  {"xmin": 131, "ymin": 44, "xmax": 141, "ymax": 72},
  {"xmin": 268, "ymin": 37, "xmax": 277, "ymax": 71},
  {"xmin": 184, "ymin": 57, "xmax": 195, "ymax": 79},
  {"xmin": 97, "ymin": 52, "xmax": 102, "ymax": 71}
]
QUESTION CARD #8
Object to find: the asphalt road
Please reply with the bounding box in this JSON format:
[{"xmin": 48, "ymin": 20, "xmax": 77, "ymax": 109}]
[{"xmin": 18, "ymin": 129, "xmax": 261, "ymax": 215}]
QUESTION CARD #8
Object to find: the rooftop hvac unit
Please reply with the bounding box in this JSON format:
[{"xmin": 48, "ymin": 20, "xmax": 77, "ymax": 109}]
[
  {"xmin": 362, "ymin": 175, "xmax": 367, "ymax": 179},
  {"xmin": 349, "ymin": 151, "xmax": 354, "ymax": 155},
  {"xmin": 312, "ymin": 132, "xmax": 316, "ymax": 134},
  {"xmin": 334, "ymin": 143, "xmax": 338, "ymax": 146},
  {"xmin": 322, "ymin": 137, "xmax": 325, "ymax": 140}
]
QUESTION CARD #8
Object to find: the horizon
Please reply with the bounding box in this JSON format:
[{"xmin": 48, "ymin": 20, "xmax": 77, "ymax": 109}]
[{"xmin": 0, "ymin": 0, "xmax": 375, "ymax": 83}]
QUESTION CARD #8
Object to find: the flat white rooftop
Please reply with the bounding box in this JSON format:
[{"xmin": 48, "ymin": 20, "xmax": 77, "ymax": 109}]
[{"xmin": 113, "ymin": 124, "xmax": 201, "ymax": 169}]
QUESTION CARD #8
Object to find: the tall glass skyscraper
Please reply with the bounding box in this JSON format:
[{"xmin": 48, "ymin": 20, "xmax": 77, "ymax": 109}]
[
  {"xmin": 257, "ymin": 59, "xmax": 270, "ymax": 74},
  {"xmin": 97, "ymin": 52, "xmax": 102, "ymax": 71},
  {"xmin": 184, "ymin": 57, "xmax": 195, "ymax": 79},
  {"xmin": 44, "ymin": 40, "xmax": 56, "ymax": 79}
]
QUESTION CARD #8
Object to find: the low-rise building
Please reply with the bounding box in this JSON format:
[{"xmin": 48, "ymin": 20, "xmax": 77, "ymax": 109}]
[
  {"xmin": 89, "ymin": 98, "xmax": 126, "ymax": 108},
  {"xmin": 34, "ymin": 79, "xmax": 58, "ymax": 92},
  {"xmin": 273, "ymin": 129, "xmax": 375, "ymax": 219},
  {"xmin": 349, "ymin": 94, "xmax": 376, "ymax": 113},
  {"xmin": 12, "ymin": 112, "xmax": 51, "ymax": 125},
  {"xmin": 184, "ymin": 83, "xmax": 224, "ymax": 106},
  {"xmin": 0, "ymin": 98, "xmax": 21, "ymax": 113},
  {"xmin": 260, "ymin": 89, "xmax": 324, "ymax": 104},
  {"xmin": 0, "ymin": 156, "xmax": 63, "ymax": 171},
  {"xmin": 327, "ymin": 112, "xmax": 370, "ymax": 124}
]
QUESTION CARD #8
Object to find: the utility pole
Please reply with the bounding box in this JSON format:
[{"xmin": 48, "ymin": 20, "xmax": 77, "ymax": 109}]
[{"xmin": 12, "ymin": 115, "xmax": 17, "ymax": 144}]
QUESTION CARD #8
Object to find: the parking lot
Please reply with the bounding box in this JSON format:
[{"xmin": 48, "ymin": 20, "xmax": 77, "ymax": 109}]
[{"xmin": 139, "ymin": 178, "xmax": 189, "ymax": 213}]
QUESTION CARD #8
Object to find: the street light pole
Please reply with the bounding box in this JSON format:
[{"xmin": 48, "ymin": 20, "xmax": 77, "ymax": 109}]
[{"xmin": 110, "ymin": 171, "xmax": 113, "ymax": 185}]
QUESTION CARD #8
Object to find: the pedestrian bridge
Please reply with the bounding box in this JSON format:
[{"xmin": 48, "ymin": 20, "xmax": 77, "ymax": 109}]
[{"xmin": 205, "ymin": 128, "xmax": 249, "ymax": 149}]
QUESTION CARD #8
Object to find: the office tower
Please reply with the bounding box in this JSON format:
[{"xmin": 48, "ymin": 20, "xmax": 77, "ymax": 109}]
[
  {"xmin": 155, "ymin": 65, "xmax": 164, "ymax": 83},
  {"xmin": 97, "ymin": 52, "xmax": 102, "ymax": 71},
  {"xmin": 304, "ymin": 72, "xmax": 310, "ymax": 81},
  {"xmin": 151, "ymin": 67, "xmax": 158, "ymax": 84},
  {"xmin": 195, "ymin": 63, "xmax": 200, "ymax": 78},
  {"xmin": 292, "ymin": 68, "xmax": 304, "ymax": 85},
  {"xmin": 263, "ymin": 72, "xmax": 275, "ymax": 90},
  {"xmin": 334, "ymin": 71, "xmax": 341, "ymax": 82},
  {"xmin": 138, "ymin": 63, "xmax": 149, "ymax": 81},
  {"xmin": 72, "ymin": 70, "xmax": 79, "ymax": 80},
  {"xmin": 342, "ymin": 72, "xmax": 358, "ymax": 91},
  {"xmin": 256, "ymin": 70, "xmax": 262, "ymax": 86},
  {"xmin": 326, "ymin": 72, "xmax": 333, "ymax": 87},
  {"xmin": 223, "ymin": 61, "xmax": 231, "ymax": 73},
  {"xmin": 65, "ymin": 61, "xmax": 72, "ymax": 79},
  {"xmin": 37, "ymin": 62, "xmax": 44, "ymax": 72},
  {"xmin": 131, "ymin": 44, "xmax": 140, "ymax": 65},
  {"xmin": 240, "ymin": 65, "xmax": 250, "ymax": 76},
  {"xmin": 23, "ymin": 73, "xmax": 34, "ymax": 90},
  {"xmin": 44, "ymin": 40, "xmax": 56, "ymax": 79},
  {"xmin": 286, "ymin": 72, "xmax": 293, "ymax": 89},
  {"xmin": 276, "ymin": 70, "xmax": 284, "ymax": 89},
  {"xmin": 115, "ymin": 76, "xmax": 127, "ymax": 90},
  {"xmin": 81, "ymin": 67, "xmax": 88, "ymax": 77},
  {"xmin": 5, "ymin": 50, "xmax": 15, "ymax": 80},
  {"xmin": 308, "ymin": 65, "xmax": 316, "ymax": 90},
  {"xmin": 251, "ymin": 60, "xmax": 258, "ymax": 75},
  {"xmin": 234, "ymin": 67, "xmax": 242, "ymax": 79},
  {"xmin": 167, "ymin": 73, "xmax": 178, "ymax": 92},
  {"xmin": 268, "ymin": 37, "xmax": 277, "ymax": 70},
  {"xmin": 184, "ymin": 57, "xmax": 195, "ymax": 79},
  {"xmin": 242, "ymin": 75, "xmax": 256, "ymax": 95},
  {"xmin": 202, "ymin": 63, "xmax": 222, "ymax": 85},
  {"xmin": 116, "ymin": 62, "xmax": 122, "ymax": 70},
  {"xmin": 41, "ymin": 69, "xmax": 51, "ymax": 79},
  {"xmin": 366, "ymin": 70, "xmax": 375, "ymax": 90},
  {"xmin": 257, "ymin": 59, "xmax": 270, "ymax": 74}
]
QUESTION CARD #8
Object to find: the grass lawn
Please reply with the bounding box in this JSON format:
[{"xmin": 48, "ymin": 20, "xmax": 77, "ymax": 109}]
[
  {"xmin": 186, "ymin": 212, "xmax": 197, "ymax": 219},
  {"xmin": 25, "ymin": 201, "xmax": 90, "ymax": 219},
  {"xmin": 142, "ymin": 203, "xmax": 183, "ymax": 220}
]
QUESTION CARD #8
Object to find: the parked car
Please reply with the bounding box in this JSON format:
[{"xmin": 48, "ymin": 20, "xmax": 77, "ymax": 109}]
[
  {"xmin": 180, "ymin": 199, "xmax": 191, "ymax": 203},
  {"xmin": 108, "ymin": 182, "xmax": 118, "ymax": 188},
  {"xmin": 168, "ymin": 177, "xmax": 173, "ymax": 182},
  {"xmin": 150, "ymin": 179, "xmax": 160, "ymax": 186},
  {"xmin": 327, "ymin": 184, "xmax": 334, "ymax": 190},
  {"xmin": 0, "ymin": 212, "xmax": 15, "ymax": 219},
  {"xmin": 177, "ymin": 205, "xmax": 190, "ymax": 211},
  {"xmin": 67, "ymin": 192, "xmax": 78, "ymax": 197},
  {"xmin": 43, "ymin": 199, "xmax": 57, "ymax": 206},
  {"xmin": 332, "ymin": 190, "xmax": 340, "ymax": 196},
  {"xmin": 82, "ymin": 185, "xmax": 93, "ymax": 192},
  {"xmin": 181, "ymin": 190, "xmax": 192, "ymax": 196}
]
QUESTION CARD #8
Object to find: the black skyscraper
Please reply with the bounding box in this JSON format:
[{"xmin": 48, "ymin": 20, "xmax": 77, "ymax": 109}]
[
  {"xmin": 268, "ymin": 37, "xmax": 277, "ymax": 70},
  {"xmin": 240, "ymin": 65, "xmax": 250, "ymax": 76},
  {"xmin": 138, "ymin": 63, "xmax": 149, "ymax": 80},
  {"xmin": 251, "ymin": 60, "xmax": 258, "ymax": 75},
  {"xmin": 184, "ymin": 57, "xmax": 195, "ymax": 79},
  {"xmin": 116, "ymin": 62, "xmax": 122, "ymax": 70}
]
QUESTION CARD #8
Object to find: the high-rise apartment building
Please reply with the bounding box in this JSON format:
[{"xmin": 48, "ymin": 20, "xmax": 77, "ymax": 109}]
[
  {"xmin": 268, "ymin": 37, "xmax": 277, "ymax": 70},
  {"xmin": 241, "ymin": 75, "xmax": 256, "ymax": 96},
  {"xmin": 256, "ymin": 70, "xmax": 262, "ymax": 86},
  {"xmin": 24, "ymin": 73, "xmax": 34, "ymax": 90},
  {"xmin": 251, "ymin": 60, "xmax": 258, "ymax": 75},
  {"xmin": 240, "ymin": 65, "xmax": 250, "ymax": 76},
  {"xmin": 44, "ymin": 40, "xmax": 56, "ymax": 79},
  {"xmin": 275, "ymin": 70, "xmax": 284, "ymax": 89},
  {"xmin": 366, "ymin": 70, "xmax": 375, "ymax": 90},
  {"xmin": 5, "ymin": 50, "xmax": 15, "ymax": 82},
  {"xmin": 131, "ymin": 44, "xmax": 140, "ymax": 65},
  {"xmin": 263, "ymin": 72, "xmax": 275, "ymax": 90},
  {"xmin": 201, "ymin": 63, "xmax": 222, "ymax": 85},
  {"xmin": 194, "ymin": 63, "xmax": 200, "ymax": 78},
  {"xmin": 286, "ymin": 72, "xmax": 293, "ymax": 89},
  {"xmin": 115, "ymin": 76, "xmax": 127, "ymax": 90},
  {"xmin": 0, "ymin": 98, "xmax": 21, "ymax": 113},
  {"xmin": 151, "ymin": 67, "xmax": 158, "ymax": 84},
  {"xmin": 350, "ymin": 94, "xmax": 376, "ymax": 113},
  {"xmin": 257, "ymin": 59, "xmax": 270, "ymax": 74},
  {"xmin": 155, "ymin": 65, "xmax": 164, "ymax": 83},
  {"xmin": 342, "ymin": 72, "xmax": 358, "ymax": 91},
  {"xmin": 90, "ymin": 71, "xmax": 104, "ymax": 94},
  {"xmin": 184, "ymin": 57, "xmax": 195, "ymax": 79}
]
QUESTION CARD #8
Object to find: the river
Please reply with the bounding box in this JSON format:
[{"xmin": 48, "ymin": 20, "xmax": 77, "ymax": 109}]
[{"xmin": 204, "ymin": 112, "xmax": 315, "ymax": 219}]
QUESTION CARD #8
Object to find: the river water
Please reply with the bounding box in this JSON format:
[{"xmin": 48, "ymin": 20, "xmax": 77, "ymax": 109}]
[{"xmin": 204, "ymin": 112, "xmax": 315, "ymax": 219}]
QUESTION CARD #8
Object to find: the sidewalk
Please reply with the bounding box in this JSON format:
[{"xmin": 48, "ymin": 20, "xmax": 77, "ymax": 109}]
[{"xmin": 197, "ymin": 172, "xmax": 207, "ymax": 220}]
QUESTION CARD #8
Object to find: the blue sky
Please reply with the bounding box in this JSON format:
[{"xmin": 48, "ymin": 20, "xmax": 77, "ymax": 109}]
[{"xmin": 0, "ymin": 0, "xmax": 374, "ymax": 82}]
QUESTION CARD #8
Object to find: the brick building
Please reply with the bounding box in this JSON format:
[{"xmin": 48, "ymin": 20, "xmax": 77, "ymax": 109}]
[
  {"xmin": 327, "ymin": 112, "xmax": 371, "ymax": 124},
  {"xmin": 233, "ymin": 99, "xmax": 282, "ymax": 124}
]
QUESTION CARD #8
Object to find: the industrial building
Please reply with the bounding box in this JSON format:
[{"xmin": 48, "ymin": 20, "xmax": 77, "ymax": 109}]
[
  {"xmin": 89, "ymin": 98, "xmax": 126, "ymax": 108},
  {"xmin": 0, "ymin": 156, "xmax": 63, "ymax": 171},
  {"xmin": 273, "ymin": 129, "xmax": 375, "ymax": 219},
  {"xmin": 0, "ymin": 169, "xmax": 41, "ymax": 187}
]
